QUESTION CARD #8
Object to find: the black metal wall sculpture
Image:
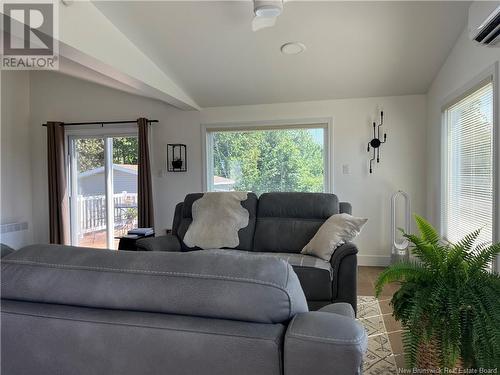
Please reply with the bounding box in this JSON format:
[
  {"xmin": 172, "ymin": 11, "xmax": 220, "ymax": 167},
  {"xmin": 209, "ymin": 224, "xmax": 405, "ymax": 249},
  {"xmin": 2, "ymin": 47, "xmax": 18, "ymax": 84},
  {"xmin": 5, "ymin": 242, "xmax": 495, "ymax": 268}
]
[
  {"xmin": 167, "ymin": 144, "xmax": 187, "ymax": 172},
  {"xmin": 367, "ymin": 111, "xmax": 387, "ymax": 174}
]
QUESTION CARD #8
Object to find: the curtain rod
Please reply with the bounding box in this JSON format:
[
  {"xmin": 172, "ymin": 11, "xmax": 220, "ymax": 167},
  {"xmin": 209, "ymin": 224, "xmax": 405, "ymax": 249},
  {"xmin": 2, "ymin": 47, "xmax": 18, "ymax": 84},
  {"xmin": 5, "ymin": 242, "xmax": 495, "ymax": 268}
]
[{"xmin": 42, "ymin": 120, "xmax": 159, "ymax": 127}]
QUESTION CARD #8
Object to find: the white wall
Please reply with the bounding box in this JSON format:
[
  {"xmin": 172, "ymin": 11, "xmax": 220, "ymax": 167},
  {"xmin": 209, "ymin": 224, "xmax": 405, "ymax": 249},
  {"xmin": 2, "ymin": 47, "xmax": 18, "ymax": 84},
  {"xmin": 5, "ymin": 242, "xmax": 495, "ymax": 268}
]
[
  {"xmin": 29, "ymin": 71, "xmax": 167, "ymax": 243},
  {"xmin": 27, "ymin": 72, "xmax": 427, "ymax": 265},
  {"xmin": 426, "ymin": 29, "xmax": 500, "ymax": 233},
  {"xmin": 153, "ymin": 96, "xmax": 427, "ymax": 265},
  {"xmin": 0, "ymin": 71, "xmax": 34, "ymax": 248}
]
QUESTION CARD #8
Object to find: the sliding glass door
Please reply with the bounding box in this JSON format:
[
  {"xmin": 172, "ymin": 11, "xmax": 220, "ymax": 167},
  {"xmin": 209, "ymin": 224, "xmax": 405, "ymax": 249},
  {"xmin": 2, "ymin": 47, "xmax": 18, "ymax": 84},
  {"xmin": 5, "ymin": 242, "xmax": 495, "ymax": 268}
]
[{"xmin": 69, "ymin": 135, "xmax": 138, "ymax": 249}]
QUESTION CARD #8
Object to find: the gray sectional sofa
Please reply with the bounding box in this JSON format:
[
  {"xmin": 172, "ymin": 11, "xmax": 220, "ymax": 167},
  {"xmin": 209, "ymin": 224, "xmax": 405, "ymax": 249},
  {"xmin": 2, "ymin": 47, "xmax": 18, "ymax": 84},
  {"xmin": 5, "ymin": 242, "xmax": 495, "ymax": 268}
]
[
  {"xmin": 138, "ymin": 192, "xmax": 359, "ymax": 311},
  {"xmin": 1, "ymin": 244, "xmax": 367, "ymax": 375}
]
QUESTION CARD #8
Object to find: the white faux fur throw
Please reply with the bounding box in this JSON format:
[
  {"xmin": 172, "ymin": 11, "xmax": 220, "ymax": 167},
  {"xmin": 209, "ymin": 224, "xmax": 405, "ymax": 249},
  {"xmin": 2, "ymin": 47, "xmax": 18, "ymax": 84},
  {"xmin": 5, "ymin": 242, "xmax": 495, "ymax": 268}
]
[{"xmin": 183, "ymin": 192, "xmax": 249, "ymax": 249}]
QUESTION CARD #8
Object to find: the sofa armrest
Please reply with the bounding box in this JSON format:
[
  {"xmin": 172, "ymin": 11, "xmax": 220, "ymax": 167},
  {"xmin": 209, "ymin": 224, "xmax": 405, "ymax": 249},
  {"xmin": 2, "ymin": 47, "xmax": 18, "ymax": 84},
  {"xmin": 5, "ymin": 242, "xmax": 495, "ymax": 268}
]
[
  {"xmin": 136, "ymin": 235, "xmax": 181, "ymax": 252},
  {"xmin": 171, "ymin": 202, "xmax": 184, "ymax": 236},
  {"xmin": 330, "ymin": 242, "xmax": 358, "ymax": 313},
  {"xmin": 284, "ymin": 309, "xmax": 367, "ymax": 375},
  {"xmin": 330, "ymin": 242, "xmax": 358, "ymax": 266},
  {"xmin": 318, "ymin": 302, "xmax": 355, "ymax": 318}
]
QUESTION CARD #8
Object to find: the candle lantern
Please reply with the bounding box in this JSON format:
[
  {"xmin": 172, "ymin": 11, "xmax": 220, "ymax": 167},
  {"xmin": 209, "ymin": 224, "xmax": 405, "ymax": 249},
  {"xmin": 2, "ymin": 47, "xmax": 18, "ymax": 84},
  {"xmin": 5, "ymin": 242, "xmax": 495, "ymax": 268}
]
[{"xmin": 167, "ymin": 144, "xmax": 187, "ymax": 172}]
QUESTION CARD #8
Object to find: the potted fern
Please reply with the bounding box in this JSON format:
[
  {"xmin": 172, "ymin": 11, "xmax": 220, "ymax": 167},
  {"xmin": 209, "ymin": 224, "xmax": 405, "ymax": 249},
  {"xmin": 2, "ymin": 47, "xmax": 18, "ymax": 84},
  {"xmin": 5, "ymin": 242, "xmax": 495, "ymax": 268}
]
[{"xmin": 375, "ymin": 215, "xmax": 500, "ymax": 370}]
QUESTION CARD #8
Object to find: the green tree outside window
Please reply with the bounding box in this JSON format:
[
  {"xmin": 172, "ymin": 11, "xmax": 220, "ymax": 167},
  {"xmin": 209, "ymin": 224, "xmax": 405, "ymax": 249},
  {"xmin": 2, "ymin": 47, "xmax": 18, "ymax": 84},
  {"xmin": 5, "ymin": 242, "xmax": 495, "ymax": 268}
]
[{"xmin": 212, "ymin": 128, "xmax": 325, "ymax": 195}]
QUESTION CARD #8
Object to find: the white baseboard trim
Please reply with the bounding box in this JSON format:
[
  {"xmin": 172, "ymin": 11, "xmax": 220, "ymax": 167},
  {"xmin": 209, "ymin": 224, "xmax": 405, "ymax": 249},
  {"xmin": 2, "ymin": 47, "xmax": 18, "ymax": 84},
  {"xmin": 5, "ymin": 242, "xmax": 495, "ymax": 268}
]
[{"xmin": 358, "ymin": 255, "xmax": 391, "ymax": 267}]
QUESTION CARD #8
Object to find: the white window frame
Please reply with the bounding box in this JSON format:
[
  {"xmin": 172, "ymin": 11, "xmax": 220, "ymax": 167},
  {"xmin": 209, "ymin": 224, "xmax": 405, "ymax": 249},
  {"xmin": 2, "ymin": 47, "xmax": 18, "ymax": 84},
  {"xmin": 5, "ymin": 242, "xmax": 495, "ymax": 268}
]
[
  {"xmin": 201, "ymin": 118, "xmax": 333, "ymax": 194},
  {"xmin": 440, "ymin": 62, "xmax": 499, "ymax": 272},
  {"xmin": 66, "ymin": 125, "xmax": 138, "ymax": 249}
]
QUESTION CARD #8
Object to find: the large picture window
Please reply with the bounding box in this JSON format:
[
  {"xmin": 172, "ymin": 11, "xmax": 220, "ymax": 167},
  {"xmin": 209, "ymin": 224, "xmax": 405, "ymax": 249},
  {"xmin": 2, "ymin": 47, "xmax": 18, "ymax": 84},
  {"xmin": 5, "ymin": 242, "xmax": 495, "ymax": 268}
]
[
  {"xmin": 443, "ymin": 80, "xmax": 494, "ymax": 245},
  {"xmin": 205, "ymin": 124, "xmax": 329, "ymax": 195}
]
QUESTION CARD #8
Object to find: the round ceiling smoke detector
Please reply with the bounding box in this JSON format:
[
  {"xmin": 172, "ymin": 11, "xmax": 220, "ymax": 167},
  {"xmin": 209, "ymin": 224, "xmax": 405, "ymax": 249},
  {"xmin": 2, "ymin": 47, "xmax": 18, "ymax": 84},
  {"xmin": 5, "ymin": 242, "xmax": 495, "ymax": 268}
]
[{"xmin": 280, "ymin": 42, "xmax": 306, "ymax": 55}]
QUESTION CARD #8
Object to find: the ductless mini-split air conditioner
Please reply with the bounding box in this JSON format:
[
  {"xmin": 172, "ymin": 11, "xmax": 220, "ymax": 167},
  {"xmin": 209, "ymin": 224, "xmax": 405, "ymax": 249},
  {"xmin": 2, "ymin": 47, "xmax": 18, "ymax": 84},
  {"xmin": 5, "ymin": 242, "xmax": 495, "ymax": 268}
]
[{"xmin": 469, "ymin": 1, "xmax": 500, "ymax": 46}]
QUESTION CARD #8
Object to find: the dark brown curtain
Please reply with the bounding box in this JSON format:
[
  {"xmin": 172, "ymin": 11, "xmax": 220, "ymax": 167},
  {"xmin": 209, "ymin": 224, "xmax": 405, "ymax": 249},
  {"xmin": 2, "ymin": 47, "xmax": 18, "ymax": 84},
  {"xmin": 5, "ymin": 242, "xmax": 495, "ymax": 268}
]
[
  {"xmin": 137, "ymin": 118, "xmax": 154, "ymax": 228},
  {"xmin": 47, "ymin": 122, "xmax": 70, "ymax": 244}
]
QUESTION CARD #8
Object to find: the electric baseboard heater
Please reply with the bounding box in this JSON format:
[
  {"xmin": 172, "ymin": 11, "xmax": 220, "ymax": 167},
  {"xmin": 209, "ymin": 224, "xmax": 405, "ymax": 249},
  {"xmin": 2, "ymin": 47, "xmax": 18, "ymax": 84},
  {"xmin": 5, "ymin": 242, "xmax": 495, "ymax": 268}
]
[{"xmin": 391, "ymin": 190, "xmax": 410, "ymax": 263}]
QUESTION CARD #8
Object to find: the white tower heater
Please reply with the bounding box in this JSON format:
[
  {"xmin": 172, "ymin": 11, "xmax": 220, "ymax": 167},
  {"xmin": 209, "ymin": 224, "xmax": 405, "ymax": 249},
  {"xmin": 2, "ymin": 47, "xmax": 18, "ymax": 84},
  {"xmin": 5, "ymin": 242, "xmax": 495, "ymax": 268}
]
[{"xmin": 391, "ymin": 190, "xmax": 411, "ymax": 263}]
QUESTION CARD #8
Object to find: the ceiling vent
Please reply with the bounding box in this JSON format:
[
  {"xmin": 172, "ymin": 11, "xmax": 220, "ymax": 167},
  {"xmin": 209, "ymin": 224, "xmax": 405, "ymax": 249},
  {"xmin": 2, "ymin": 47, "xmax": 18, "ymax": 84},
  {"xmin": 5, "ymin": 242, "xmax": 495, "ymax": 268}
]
[{"xmin": 469, "ymin": 1, "xmax": 500, "ymax": 46}]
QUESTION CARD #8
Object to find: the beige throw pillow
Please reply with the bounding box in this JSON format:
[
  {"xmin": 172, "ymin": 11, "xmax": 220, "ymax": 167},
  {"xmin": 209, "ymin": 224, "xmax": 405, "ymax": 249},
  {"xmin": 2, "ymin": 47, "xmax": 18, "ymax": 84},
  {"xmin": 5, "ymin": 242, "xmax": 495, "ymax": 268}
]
[{"xmin": 301, "ymin": 213, "xmax": 368, "ymax": 261}]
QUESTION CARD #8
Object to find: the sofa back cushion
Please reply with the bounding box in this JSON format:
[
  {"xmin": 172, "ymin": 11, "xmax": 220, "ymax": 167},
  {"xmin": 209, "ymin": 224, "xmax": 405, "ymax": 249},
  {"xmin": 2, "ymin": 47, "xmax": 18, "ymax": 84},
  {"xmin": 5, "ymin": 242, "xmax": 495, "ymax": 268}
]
[
  {"xmin": 177, "ymin": 192, "xmax": 258, "ymax": 251},
  {"xmin": 253, "ymin": 192, "xmax": 340, "ymax": 253},
  {"xmin": 1, "ymin": 244, "xmax": 308, "ymax": 324}
]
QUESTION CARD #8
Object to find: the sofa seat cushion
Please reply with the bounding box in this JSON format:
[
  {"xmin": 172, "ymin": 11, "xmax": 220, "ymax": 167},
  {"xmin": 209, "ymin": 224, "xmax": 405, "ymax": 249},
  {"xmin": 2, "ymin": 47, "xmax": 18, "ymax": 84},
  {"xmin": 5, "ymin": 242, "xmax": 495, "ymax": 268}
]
[
  {"xmin": 205, "ymin": 250, "xmax": 333, "ymax": 302},
  {"xmin": 261, "ymin": 253, "xmax": 333, "ymax": 301},
  {"xmin": 264, "ymin": 253, "xmax": 332, "ymax": 275},
  {"xmin": 1, "ymin": 244, "xmax": 308, "ymax": 324}
]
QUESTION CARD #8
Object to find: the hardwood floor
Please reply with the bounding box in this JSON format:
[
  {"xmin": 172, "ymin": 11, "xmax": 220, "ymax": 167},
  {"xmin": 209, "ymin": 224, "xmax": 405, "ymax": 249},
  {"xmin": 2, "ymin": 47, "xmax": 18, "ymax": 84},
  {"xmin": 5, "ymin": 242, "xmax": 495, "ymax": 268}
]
[{"xmin": 359, "ymin": 266, "xmax": 407, "ymax": 369}]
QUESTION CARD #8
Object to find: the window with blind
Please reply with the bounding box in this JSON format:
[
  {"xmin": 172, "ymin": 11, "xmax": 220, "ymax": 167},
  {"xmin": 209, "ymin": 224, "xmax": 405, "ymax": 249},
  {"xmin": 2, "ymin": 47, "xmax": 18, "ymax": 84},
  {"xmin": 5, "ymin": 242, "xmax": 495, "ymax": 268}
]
[{"xmin": 443, "ymin": 80, "xmax": 494, "ymax": 245}]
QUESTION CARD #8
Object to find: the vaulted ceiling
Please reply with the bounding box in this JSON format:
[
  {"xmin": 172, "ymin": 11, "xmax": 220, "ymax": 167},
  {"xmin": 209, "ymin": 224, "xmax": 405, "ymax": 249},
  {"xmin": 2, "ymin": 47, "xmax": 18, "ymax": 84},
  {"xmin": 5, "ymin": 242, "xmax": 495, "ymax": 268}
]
[{"xmin": 93, "ymin": 1, "xmax": 469, "ymax": 108}]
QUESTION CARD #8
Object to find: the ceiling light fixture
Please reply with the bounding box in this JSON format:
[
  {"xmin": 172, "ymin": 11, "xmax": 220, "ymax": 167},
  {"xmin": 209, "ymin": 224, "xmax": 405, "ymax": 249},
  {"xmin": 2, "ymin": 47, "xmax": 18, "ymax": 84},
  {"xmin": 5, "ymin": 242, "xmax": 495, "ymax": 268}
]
[
  {"xmin": 252, "ymin": 0, "xmax": 284, "ymax": 31},
  {"xmin": 280, "ymin": 42, "xmax": 306, "ymax": 55},
  {"xmin": 255, "ymin": 5, "xmax": 282, "ymax": 18},
  {"xmin": 254, "ymin": 0, "xmax": 283, "ymax": 18}
]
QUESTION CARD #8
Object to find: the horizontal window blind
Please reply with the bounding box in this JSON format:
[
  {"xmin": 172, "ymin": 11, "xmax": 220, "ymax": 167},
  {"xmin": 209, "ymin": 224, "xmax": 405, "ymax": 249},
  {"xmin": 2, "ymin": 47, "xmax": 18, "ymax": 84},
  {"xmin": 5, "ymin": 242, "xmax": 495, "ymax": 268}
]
[{"xmin": 444, "ymin": 81, "xmax": 494, "ymax": 245}]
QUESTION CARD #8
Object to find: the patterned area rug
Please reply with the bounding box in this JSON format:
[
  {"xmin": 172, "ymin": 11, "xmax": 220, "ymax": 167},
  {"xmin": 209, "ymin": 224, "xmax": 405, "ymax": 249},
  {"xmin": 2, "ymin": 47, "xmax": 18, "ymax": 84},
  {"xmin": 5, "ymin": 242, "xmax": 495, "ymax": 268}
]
[{"xmin": 358, "ymin": 296, "xmax": 399, "ymax": 375}]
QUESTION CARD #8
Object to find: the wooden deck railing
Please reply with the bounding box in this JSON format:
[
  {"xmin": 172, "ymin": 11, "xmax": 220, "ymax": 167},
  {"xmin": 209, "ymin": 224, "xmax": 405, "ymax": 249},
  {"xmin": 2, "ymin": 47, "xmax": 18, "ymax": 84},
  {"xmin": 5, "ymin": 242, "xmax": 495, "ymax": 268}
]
[{"xmin": 77, "ymin": 193, "xmax": 137, "ymax": 234}]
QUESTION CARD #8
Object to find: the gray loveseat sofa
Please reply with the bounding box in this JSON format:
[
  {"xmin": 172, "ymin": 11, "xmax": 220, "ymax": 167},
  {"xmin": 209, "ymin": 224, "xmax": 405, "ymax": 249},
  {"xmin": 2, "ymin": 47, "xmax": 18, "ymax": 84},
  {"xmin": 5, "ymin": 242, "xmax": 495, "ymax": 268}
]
[
  {"xmin": 138, "ymin": 192, "xmax": 359, "ymax": 311},
  {"xmin": 1, "ymin": 244, "xmax": 367, "ymax": 375}
]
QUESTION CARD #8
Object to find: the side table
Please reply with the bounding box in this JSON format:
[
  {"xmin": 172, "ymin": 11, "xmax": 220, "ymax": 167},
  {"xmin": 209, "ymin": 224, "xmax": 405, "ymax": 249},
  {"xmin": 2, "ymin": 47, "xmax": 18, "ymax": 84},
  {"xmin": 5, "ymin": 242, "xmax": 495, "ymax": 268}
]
[{"xmin": 116, "ymin": 233, "xmax": 154, "ymax": 251}]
